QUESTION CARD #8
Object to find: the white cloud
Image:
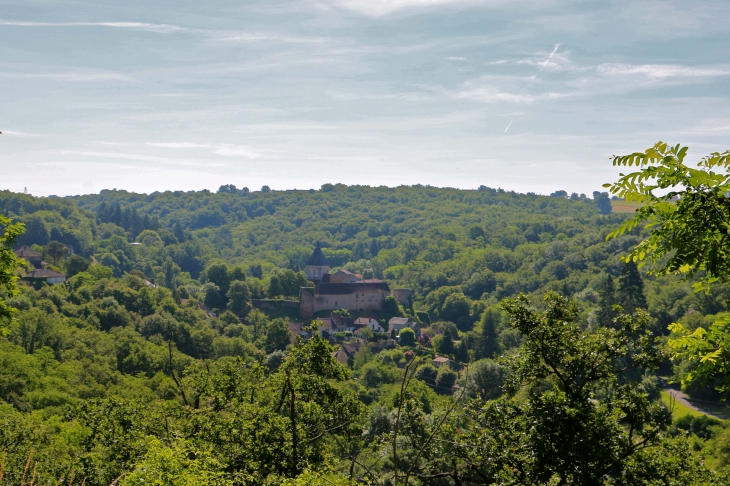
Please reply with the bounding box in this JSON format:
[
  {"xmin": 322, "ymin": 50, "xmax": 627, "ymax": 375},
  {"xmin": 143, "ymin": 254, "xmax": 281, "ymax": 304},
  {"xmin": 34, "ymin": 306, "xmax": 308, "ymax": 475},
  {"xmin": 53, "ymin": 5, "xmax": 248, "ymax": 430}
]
[
  {"xmin": 448, "ymin": 56, "xmax": 469, "ymax": 61},
  {"xmin": 147, "ymin": 142, "xmax": 211, "ymax": 148},
  {"xmin": 455, "ymin": 86, "xmax": 537, "ymax": 104},
  {"xmin": 596, "ymin": 63, "xmax": 730, "ymax": 79},
  {"xmin": 327, "ymin": 0, "xmax": 495, "ymax": 16},
  {"xmin": 0, "ymin": 70, "xmax": 133, "ymax": 82},
  {"xmin": 0, "ymin": 20, "xmax": 188, "ymax": 34},
  {"xmin": 213, "ymin": 145, "xmax": 260, "ymax": 158},
  {"xmin": 1, "ymin": 130, "xmax": 40, "ymax": 137}
]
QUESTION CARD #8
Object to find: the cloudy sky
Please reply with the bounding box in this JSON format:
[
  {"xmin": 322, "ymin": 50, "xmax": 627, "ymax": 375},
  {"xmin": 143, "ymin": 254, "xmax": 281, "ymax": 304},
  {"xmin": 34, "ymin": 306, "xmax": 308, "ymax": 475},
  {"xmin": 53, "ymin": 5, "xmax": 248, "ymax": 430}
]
[{"xmin": 1, "ymin": 0, "xmax": 729, "ymax": 197}]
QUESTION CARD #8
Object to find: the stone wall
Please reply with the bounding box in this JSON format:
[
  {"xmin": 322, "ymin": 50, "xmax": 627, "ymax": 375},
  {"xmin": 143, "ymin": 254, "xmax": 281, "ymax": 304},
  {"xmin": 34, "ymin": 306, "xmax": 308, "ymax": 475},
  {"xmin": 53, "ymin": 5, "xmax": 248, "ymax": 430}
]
[
  {"xmin": 299, "ymin": 287, "xmax": 316, "ymax": 319},
  {"xmin": 313, "ymin": 290, "xmax": 386, "ymax": 314}
]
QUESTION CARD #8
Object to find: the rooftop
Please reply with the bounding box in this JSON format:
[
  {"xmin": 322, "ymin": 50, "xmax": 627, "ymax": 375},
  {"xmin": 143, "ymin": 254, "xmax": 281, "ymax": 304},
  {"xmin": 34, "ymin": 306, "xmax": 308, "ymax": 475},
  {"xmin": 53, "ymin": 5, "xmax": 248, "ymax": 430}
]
[
  {"xmin": 24, "ymin": 269, "xmax": 65, "ymax": 279},
  {"xmin": 306, "ymin": 244, "xmax": 328, "ymax": 267},
  {"xmin": 14, "ymin": 246, "xmax": 42, "ymax": 258}
]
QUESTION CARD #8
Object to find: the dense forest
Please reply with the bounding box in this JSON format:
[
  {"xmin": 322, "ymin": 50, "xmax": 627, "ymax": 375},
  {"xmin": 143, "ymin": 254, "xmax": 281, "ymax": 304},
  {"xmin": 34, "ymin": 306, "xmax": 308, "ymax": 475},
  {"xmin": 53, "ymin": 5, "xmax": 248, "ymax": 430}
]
[{"xmin": 2, "ymin": 183, "xmax": 730, "ymax": 485}]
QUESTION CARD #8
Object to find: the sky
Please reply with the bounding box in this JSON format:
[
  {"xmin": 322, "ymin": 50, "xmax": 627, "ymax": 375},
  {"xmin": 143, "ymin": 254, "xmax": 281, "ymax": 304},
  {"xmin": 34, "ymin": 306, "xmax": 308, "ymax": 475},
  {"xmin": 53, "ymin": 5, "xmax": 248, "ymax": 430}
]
[{"xmin": 1, "ymin": 0, "xmax": 730, "ymax": 197}]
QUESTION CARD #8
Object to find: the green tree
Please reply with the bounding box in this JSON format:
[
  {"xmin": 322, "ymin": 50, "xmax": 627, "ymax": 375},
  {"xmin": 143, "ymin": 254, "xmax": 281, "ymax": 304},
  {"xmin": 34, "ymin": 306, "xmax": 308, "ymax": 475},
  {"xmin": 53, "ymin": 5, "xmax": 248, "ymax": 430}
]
[
  {"xmin": 604, "ymin": 142, "xmax": 730, "ymax": 391},
  {"xmin": 0, "ymin": 214, "xmax": 24, "ymax": 335},
  {"xmin": 595, "ymin": 273, "xmax": 616, "ymax": 328},
  {"xmin": 45, "ymin": 240, "xmax": 68, "ymax": 265},
  {"xmin": 475, "ymin": 308, "xmax": 499, "ymax": 359},
  {"xmin": 436, "ymin": 330, "xmax": 454, "ymax": 356},
  {"xmin": 65, "ymin": 254, "xmax": 90, "ymax": 277},
  {"xmin": 382, "ymin": 295, "xmax": 402, "ymax": 320},
  {"xmin": 458, "ymin": 292, "xmax": 670, "ymax": 484},
  {"xmin": 461, "ymin": 358, "xmax": 506, "ymax": 400},
  {"xmin": 398, "ymin": 327, "xmax": 416, "ymax": 347},
  {"xmin": 593, "ymin": 191, "xmax": 612, "ymax": 214},
  {"xmin": 434, "ymin": 367, "xmax": 457, "ymax": 395},
  {"xmin": 617, "ymin": 260, "xmax": 647, "ymax": 313},
  {"xmin": 265, "ymin": 318, "xmax": 291, "ymax": 353},
  {"xmin": 227, "ymin": 280, "xmax": 252, "ymax": 316}
]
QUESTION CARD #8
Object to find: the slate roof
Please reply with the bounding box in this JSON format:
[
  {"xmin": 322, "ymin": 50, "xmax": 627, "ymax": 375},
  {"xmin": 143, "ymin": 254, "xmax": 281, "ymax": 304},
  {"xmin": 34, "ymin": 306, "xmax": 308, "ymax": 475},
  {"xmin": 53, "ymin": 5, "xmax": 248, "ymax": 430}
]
[
  {"xmin": 14, "ymin": 246, "xmax": 42, "ymax": 259},
  {"xmin": 389, "ymin": 317, "xmax": 411, "ymax": 326},
  {"xmin": 24, "ymin": 269, "xmax": 65, "ymax": 279},
  {"xmin": 315, "ymin": 281, "xmax": 390, "ymax": 295},
  {"xmin": 306, "ymin": 244, "xmax": 328, "ymax": 266}
]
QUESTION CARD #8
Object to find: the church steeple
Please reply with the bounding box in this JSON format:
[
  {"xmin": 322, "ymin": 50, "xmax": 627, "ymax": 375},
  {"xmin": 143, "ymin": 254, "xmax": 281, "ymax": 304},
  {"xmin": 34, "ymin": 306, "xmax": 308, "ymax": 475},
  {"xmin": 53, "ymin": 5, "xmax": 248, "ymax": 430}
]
[{"xmin": 305, "ymin": 243, "xmax": 329, "ymax": 283}]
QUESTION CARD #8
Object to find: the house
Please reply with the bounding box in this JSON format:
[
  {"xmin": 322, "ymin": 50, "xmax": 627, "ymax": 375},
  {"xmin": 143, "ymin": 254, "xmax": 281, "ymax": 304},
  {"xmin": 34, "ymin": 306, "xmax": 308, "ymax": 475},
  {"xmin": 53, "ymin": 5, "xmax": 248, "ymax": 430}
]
[
  {"xmin": 299, "ymin": 244, "xmax": 410, "ymax": 318},
  {"xmin": 433, "ymin": 356, "xmax": 451, "ymax": 368},
  {"xmin": 354, "ymin": 317, "xmax": 385, "ymax": 333},
  {"xmin": 331, "ymin": 342, "xmax": 360, "ymax": 367},
  {"xmin": 198, "ymin": 302, "xmax": 217, "ymax": 319},
  {"xmin": 288, "ymin": 322, "xmax": 310, "ymax": 342},
  {"xmin": 388, "ymin": 317, "xmax": 420, "ymax": 336},
  {"xmin": 316, "ymin": 314, "xmax": 356, "ymax": 338},
  {"xmin": 23, "ymin": 269, "xmax": 66, "ymax": 284},
  {"xmin": 14, "ymin": 246, "xmax": 43, "ymax": 269}
]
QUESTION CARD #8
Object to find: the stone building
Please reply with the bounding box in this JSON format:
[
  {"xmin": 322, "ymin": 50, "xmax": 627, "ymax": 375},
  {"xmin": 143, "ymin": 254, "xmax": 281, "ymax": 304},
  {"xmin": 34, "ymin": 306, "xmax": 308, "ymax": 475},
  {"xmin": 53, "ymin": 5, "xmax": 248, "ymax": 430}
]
[
  {"xmin": 305, "ymin": 243, "xmax": 329, "ymax": 284},
  {"xmin": 299, "ymin": 245, "xmax": 395, "ymax": 318}
]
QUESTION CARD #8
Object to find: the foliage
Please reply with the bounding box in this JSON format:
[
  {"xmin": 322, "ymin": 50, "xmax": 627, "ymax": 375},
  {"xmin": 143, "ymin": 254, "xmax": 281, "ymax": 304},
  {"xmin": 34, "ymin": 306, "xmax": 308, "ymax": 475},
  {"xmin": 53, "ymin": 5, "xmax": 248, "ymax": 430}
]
[{"xmin": 0, "ymin": 214, "xmax": 24, "ymax": 335}]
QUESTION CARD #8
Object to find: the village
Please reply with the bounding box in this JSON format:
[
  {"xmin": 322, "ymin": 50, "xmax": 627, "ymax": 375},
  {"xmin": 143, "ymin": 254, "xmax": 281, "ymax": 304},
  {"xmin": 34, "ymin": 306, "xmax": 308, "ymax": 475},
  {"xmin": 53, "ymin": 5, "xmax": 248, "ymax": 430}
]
[{"xmin": 14, "ymin": 242, "xmax": 459, "ymax": 388}]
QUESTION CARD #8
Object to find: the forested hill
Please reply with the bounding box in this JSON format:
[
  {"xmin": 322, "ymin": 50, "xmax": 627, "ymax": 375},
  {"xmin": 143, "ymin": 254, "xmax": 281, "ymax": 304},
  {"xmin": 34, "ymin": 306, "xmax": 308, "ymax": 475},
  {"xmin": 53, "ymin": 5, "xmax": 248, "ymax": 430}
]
[
  {"xmin": 5, "ymin": 185, "xmax": 730, "ymax": 483},
  {"xmin": 2, "ymin": 185, "xmax": 727, "ymax": 335}
]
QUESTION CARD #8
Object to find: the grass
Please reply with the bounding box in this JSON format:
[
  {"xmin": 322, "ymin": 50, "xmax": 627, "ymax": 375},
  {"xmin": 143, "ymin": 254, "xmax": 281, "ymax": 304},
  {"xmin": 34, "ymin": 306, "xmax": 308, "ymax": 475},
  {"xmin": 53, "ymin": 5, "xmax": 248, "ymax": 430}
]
[
  {"xmin": 660, "ymin": 390, "xmax": 730, "ymax": 421},
  {"xmin": 661, "ymin": 390, "xmax": 703, "ymax": 420}
]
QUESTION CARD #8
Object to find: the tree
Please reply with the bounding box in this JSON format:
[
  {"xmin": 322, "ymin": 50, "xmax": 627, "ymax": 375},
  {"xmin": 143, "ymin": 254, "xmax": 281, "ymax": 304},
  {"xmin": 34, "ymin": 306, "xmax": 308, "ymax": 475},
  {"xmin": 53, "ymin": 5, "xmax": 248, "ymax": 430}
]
[
  {"xmin": 65, "ymin": 254, "xmax": 90, "ymax": 277},
  {"xmin": 163, "ymin": 257, "xmax": 180, "ymax": 288},
  {"xmin": 398, "ymin": 327, "xmax": 416, "ymax": 347},
  {"xmin": 436, "ymin": 330, "xmax": 454, "ymax": 356},
  {"xmin": 604, "ymin": 142, "xmax": 730, "ymax": 391},
  {"xmin": 458, "ymin": 292, "xmax": 669, "ymax": 484},
  {"xmin": 227, "ymin": 280, "xmax": 252, "ymax": 316},
  {"xmin": 16, "ymin": 214, "xmax": 49, "ymax": 247},
  {"xmin": 475, "ymin": 308, "xmax": 499, "ymax": 359},
  {"xmin": 45, "ymin": 240, "xmax": 68, "ymax": 265},
  {"xmin": 593, "ymin": 191, "xmax": 612, "ymax": 214},
  {"xmin": 265, "ymin": 318, "xmax": 291, "ymax": 353},
  {"xmin": 461, "ymin": 358, "xmax": 506, "ymax": 400},
  {"xmin": 617, "ymin": 260, "xmax": 647, "ymax": 313},
  {"xmin": 0, "ymin": 214, "xmax": 24, "ymax": 335},
  {"xmin": 382, "ymin": 295, "xmax": 402, "ymax": 320},
  {"xmin": 434, "ymin": 367, "xmax": 457, "ymax": 395},
  {"xmin": 441, "ymin": 293, "xmax": 472, "ymax": 331},
  {"xmin": 595, "ymin": 273, "xmax": 616, "ymax": 328}
]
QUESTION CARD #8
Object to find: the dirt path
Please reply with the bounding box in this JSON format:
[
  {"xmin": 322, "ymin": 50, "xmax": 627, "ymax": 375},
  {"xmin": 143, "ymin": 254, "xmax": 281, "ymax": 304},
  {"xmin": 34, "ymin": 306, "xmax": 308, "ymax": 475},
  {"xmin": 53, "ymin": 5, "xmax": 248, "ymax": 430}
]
[{"xmin": 664, "ymin": 387, "xmax": 727, "ymax": 420}]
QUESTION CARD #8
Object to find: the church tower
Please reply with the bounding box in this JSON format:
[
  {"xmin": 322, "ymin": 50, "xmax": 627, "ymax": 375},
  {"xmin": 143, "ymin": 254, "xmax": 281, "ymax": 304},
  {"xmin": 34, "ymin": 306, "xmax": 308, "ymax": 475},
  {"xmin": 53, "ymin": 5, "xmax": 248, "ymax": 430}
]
[{"xmin": 305, "ymin": 243, "xmax": 329, "ymax": 284}]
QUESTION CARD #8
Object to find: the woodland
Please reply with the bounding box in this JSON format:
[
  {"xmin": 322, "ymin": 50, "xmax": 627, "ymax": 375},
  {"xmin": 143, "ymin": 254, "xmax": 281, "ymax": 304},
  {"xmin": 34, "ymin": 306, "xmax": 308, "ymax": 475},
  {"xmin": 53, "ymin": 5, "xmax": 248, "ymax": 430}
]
[{"xmin": 3, "ymin": 146, "xmax": 730, "ymax": 485}]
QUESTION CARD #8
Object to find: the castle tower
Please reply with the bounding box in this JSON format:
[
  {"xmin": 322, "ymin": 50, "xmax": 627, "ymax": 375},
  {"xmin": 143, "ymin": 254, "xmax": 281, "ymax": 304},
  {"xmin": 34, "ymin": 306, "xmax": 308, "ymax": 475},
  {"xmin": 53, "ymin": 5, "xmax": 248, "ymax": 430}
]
[{"xmin": 305, "ymin": 243, "xmax": 329, "ymax": 283}]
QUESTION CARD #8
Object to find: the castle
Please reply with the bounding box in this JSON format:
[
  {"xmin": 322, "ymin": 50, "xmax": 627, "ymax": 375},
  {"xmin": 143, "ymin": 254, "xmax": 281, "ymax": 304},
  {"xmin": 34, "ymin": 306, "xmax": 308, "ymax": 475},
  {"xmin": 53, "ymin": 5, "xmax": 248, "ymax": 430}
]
[{"xmin": 299, "ymin": 244, "xmax": 411, "ymax": 318}]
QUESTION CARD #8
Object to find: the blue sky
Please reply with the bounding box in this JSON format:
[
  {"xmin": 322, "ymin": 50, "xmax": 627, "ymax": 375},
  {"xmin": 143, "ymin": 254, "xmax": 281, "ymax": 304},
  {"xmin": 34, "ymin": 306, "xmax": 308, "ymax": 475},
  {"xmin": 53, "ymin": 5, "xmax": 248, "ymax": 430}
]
[{"xmin": 1, "ymin": 0, "xmax": 729, "ymax": 197}]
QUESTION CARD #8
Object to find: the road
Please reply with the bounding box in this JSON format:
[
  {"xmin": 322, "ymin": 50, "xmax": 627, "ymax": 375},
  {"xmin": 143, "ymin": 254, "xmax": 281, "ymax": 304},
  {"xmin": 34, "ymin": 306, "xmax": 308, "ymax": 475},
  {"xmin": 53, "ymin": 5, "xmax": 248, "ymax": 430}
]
[{"xmin": 664, "ymin": 387, "xmax": 727, "ymax": 420}]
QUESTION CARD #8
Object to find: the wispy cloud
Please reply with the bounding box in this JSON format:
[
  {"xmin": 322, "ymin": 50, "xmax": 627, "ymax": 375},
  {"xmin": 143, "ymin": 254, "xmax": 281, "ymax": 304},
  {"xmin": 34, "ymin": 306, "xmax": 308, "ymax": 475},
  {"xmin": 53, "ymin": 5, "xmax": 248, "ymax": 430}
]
[
  {"xmin": 0, "ymin": 70, "xmax": 133, "ymax": 82},
  {"xmin": 596, "ymin": 63, "xmax": 730, "ymax": 79},
  {"xmin": 325, "ymin": 0, "xmax": 511, "ymax": 17},
  {"xmin": 146, "ymin": 142, "xmax": 260, "ymax": 159},
  {"xmin": 1, "ymin": 130, "xmax": 40, "ymax": 137},
  {"xmin": 147, "ymin": 142, "xmax": 211, "ymax": 148},
  {"xmin": 0, "ymin": 20, "xmax": 189, "ymax": 34},
  {"xmin": 213, "ymin": 145, "xmax": 260, "ymax": 158}
]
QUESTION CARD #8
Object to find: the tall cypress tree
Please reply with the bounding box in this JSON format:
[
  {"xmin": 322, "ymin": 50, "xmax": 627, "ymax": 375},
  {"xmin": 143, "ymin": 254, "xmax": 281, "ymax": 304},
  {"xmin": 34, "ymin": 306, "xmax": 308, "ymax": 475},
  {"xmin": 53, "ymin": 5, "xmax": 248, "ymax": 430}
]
[
  {"xmin": 476, "ymin": 308, "xmax": 500, "ymax": 359},
  {"xmin": 617, "ymin": 261, "xmax": 647, "ymax": 313},
  {"xmin": 596, "ymin": 274, "xmax": 616, "ymax": 327}
]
